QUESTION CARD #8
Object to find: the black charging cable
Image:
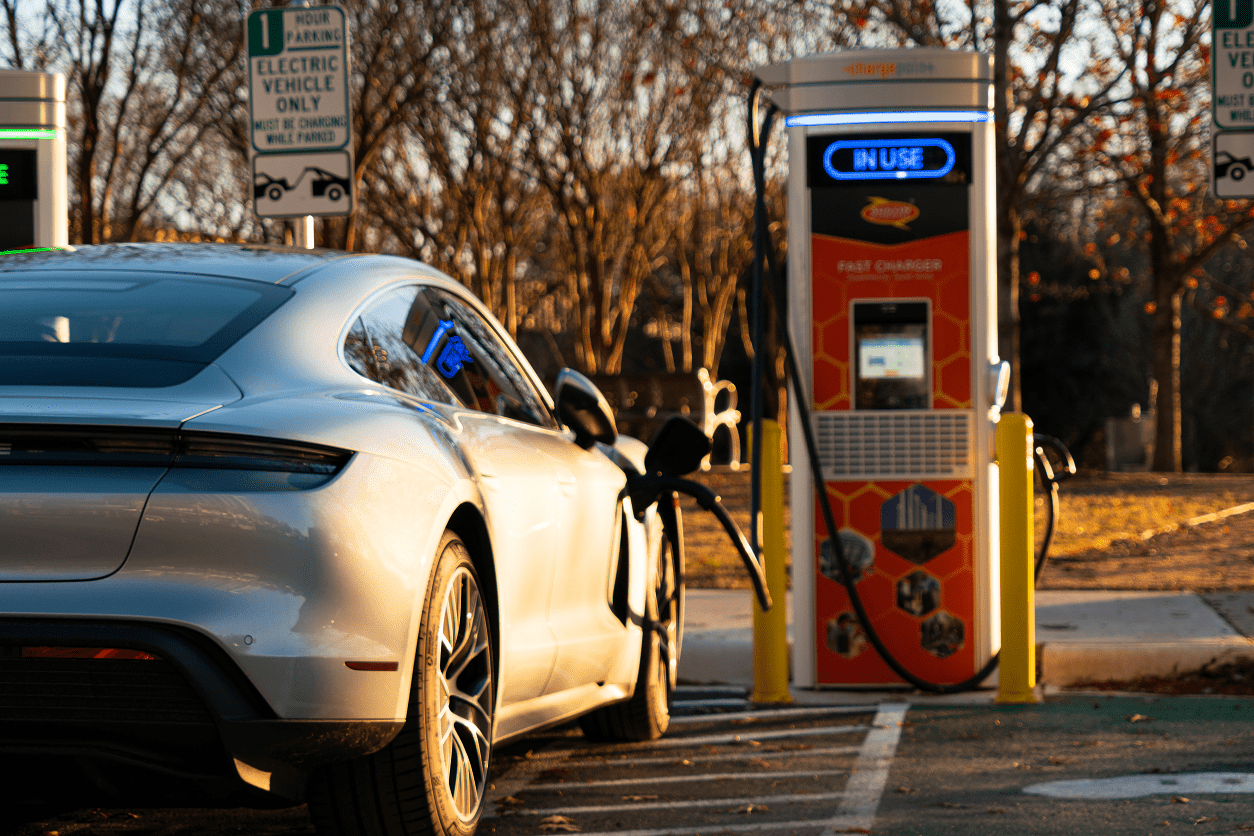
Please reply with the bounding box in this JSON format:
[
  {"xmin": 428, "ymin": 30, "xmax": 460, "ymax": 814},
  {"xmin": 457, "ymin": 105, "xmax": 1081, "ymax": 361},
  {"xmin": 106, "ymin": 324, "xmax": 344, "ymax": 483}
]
[{"xmin": 746, "ymin": 81, "xmax": 1067, "ymax": 693}]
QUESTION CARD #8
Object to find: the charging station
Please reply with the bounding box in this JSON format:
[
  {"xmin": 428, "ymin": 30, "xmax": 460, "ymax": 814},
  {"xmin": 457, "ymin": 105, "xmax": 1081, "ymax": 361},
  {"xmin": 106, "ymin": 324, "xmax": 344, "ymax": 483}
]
[
  {"xmin": 0, "ymin": 69, "xmax": 67, "ymax": 251},
  {"xmin": 755, "ymin": 49, "xmax": 1005, "ymax": 687}
]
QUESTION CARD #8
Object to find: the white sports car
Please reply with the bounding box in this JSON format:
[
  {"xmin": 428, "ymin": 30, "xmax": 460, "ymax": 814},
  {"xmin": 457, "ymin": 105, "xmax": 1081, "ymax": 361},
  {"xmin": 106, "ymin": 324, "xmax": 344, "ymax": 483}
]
[{"xmin": 0, "ymin": 244, "xmax": 768, "ymax": 836}]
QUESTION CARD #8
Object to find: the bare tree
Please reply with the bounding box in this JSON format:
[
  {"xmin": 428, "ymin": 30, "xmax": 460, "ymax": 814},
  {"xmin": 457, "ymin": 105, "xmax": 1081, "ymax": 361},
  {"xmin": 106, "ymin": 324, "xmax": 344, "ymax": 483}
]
[
  {"xmin": 838, "ymin": 0, "xmax": 1123, "ymax": 411},
  {"xmin": 50, "ymin": 0, "xmax": 244, "ymax": 243},
  {"xmin": 1084, "ymin": 0, "xmax": 1254, "ymax": 471},
  {"xmin": 1, "ymin": 0, "xmax": 57, "ymax": 69}
]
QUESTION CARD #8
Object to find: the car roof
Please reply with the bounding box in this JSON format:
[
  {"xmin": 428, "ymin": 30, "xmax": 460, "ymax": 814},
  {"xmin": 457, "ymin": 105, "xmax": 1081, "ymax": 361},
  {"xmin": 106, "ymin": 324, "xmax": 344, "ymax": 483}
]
[{"xmin": 0, "ymin": 242, "xmax": 352, "ymax": 285}]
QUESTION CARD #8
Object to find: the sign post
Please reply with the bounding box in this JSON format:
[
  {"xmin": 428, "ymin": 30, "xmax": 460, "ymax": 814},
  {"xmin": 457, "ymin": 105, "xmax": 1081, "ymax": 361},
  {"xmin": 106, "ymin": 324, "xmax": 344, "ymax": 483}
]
[
  {"xmin": 1212, "ymin": 1, "xmax": 1254, "ymax": 197},
  {"xmin": 246, "ymin": 4, "xmax": 353, "ymax": 237}
]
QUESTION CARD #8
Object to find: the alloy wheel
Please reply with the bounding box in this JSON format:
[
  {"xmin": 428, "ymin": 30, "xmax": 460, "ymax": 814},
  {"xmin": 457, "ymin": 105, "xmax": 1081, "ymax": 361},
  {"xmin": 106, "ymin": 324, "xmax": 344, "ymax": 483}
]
[{"xmin": 436, "ymin": 565, "xmax": 494, "ymax": 821}]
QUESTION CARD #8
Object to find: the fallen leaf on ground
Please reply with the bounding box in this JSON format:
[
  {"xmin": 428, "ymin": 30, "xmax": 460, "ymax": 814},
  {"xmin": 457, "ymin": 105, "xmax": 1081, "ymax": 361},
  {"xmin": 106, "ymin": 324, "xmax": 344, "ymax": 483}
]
[
  {"xmin": 1172, "ymin": 796, "xmax": 1189, "ymax": 804},
  {"xmin": 1127, "ymin": 713, "xmax": 1155, "ymax": 723},
  {"xmin": 1194, "ymin": 817, "xmax": 1219, "ymax": 824},
  {"xmin": 938, "ymin": 801, "xmax": 968, "ymax": 809},
  {"xmin": 734, "ymin": 804, "xmax": 770, "ymax": 814},
  {"xmin": 539, "ymin": 815, "xmax": 580, "ymax": 833},
  {"xmin": 988, "ymin": 807, "xmax": 1007, "ymax": 814},
  {"xmin": 623, "ymin": 795, "xmax": 659, "ymax": 802},
  {"xmin": 497, "ymin": 796, "xmax": 526, "ymax": 807},
  {"xmin": 895, "ymin": 786, "xmax": 916, "ymax": 794}
]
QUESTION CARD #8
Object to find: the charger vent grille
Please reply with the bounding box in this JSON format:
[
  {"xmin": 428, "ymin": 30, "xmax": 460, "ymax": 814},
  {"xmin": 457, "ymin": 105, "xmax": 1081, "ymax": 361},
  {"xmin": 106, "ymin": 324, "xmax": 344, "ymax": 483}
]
[{"xmin": 813, "ymin": 410, "xmax": 975, "ymax": 480}]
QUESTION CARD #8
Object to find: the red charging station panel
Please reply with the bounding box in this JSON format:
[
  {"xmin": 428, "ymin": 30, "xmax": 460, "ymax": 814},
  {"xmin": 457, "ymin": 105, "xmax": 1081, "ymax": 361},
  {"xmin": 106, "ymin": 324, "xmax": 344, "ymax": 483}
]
[{"xmin": 808, "ymin": 130, "xmax": 978, "ymax": 685}]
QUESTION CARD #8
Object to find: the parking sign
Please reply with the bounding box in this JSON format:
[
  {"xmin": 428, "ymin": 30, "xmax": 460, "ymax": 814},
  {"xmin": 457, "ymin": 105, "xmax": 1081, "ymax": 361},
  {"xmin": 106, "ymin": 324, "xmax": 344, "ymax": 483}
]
[
  {"xmin": 246, "ymin": 5, "xmax": 353, "ymax": 219},
  {"xmin": 246, "ymin": 6, "xmax": 350, "ymax": 153},
  {"xmin": 1215, "ymin": 0, "xmax": 1254, "ymax": 127}
]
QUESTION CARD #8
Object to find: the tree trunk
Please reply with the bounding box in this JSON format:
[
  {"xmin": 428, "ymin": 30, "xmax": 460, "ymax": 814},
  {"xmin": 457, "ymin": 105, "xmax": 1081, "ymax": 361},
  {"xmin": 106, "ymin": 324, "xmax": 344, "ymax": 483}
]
[
  {"xmin": 1150, "ymin": 284, "xmax": 1182, "ymax": 472},
  {"xmin": 992, "ymin": 0, "xmax": 1020, "ymax": 412},
  {"xmin": 997, "ymin": 204, "xmax": 1021, "ymax": 412}
]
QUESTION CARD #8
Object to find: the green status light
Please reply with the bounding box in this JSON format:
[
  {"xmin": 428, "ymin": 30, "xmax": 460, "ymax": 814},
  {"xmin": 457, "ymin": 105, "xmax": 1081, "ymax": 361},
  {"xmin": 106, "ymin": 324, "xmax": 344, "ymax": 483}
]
[{"xmin": 0, "ymin": 128, "xmax": 60, "ymax": 140}]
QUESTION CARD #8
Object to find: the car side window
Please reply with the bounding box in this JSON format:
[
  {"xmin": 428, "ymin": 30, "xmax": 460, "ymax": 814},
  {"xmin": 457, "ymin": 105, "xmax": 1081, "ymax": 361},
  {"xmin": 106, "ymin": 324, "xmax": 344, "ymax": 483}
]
[
  {"xmin": 417, "ymin": 289, "xmax": 557, "ymax": 429},
  {"xmin": 343, "ymin": 285, "xmax": 458, "ymax": 405}
]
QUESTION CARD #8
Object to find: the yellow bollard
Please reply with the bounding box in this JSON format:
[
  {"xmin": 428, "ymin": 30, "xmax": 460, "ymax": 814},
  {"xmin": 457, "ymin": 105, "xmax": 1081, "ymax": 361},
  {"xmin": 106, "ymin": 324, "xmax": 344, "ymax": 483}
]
[
  {"xmin": 996, "ymin": 413, "xmax": 1040, "ymax": 704},
  {"xmin": 752, "ymin": 419, "xmax": 792, "ymax": 703}
]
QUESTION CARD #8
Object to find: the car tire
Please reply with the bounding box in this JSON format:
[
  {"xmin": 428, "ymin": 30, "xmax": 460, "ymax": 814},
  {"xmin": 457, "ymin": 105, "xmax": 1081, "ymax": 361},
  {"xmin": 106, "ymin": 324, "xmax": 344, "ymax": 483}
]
[
  {"xmin": 328, "ymin": 185, "xmax": 344, "ymax": 201},
  {"xmin": 267, "ymin": 185, "xmax": 284, "ymax": 201},
  {"xmin": 307, "ymin": 531, "xmax": 495, "ymax": 836},
  {"xmin": 578, "ymin": 520, "xmax": 680, "ymax": 742},
  {"xmin": 1233, "ymin": 165, "xmax": 1247, "ymax": 181}
]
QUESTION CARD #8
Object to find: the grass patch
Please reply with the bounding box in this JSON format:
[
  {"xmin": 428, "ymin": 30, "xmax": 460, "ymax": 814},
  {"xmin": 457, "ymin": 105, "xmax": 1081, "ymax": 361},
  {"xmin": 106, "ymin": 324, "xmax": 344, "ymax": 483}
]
[{"xmin": 1035, "ymin": 474, "xmax": 1252, "ymax": 556}]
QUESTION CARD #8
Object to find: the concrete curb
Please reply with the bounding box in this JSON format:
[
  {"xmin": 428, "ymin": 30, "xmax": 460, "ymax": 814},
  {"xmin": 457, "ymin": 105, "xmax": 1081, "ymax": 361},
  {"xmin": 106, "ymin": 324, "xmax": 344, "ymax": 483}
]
[
  {"xmin": 678, "ymin": 589, "xmax": 1254, "ymax": 691},
  {"xmin": 1039, "ymin": 639, "xmax": 1254, "ymax": 686}
]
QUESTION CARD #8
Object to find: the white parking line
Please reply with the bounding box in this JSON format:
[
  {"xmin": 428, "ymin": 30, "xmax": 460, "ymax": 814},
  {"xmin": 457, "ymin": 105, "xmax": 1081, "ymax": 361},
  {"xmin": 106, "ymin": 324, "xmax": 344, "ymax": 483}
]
[
  {"xmin": 489, "ymin": 703, "xmax": 905, "ymax": 836},
  {"xmin": 546, "ymin": 704, "xmax": 909, "ymax": 836},
  {"xmin": 668, "ymin": 704, "xmax": 877, "ymax": 725},
  {"xmin": 566, "ymin": 822, "xmax": 826, "ymax": 836},
  {"xmin": 622, "ymin": 723, "xmax": 870, "ymax": 749},
  {"xmin": 524, "ymin": 768, "xmax": 849, "ymax": 791},
  {"xmin": 672, "ymin": 698, "xmax": 750, "ymax": 709},
  {"xmin": 553, "ymin": 745, "xmax": 861, "ymax": 769},
  {"xmin": 819, "ymin": 702, "xmax": 909, "ymax": 836},
  {"xmin": 505, "ymin": 790, "xmax": 846, "ymax": 816}
]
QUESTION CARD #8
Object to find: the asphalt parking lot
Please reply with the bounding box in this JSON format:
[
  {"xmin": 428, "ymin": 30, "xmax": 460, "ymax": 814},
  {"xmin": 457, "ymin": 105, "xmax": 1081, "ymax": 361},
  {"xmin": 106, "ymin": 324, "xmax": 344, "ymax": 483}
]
[
  {"xmin": 5, "ymin": 691, "xmax": 1253, "ymax": 836},
  {"xmin": 485, "ymin": 688, "xmax": 897, "ymax": 836}
]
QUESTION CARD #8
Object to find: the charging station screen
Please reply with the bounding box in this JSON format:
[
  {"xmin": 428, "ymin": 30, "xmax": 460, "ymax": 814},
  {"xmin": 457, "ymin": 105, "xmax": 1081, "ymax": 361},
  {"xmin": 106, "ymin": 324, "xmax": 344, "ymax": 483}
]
[
  {"xmin": 0, "ymin": 149, "xmax": 38, "ymax": 251},
  {"xmin": 852, "ymin": 302, "xmax": 929, "ymax": 409},
  {"xmin": 858, "ymin": 335, "xmax": 925, "ymax": 379}
]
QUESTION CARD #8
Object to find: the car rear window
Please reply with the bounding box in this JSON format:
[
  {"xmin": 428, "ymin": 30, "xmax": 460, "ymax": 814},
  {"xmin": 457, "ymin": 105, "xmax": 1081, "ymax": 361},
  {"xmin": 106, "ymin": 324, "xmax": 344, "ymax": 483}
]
[{"xmin": 0, "ymin": 272, "xmax": 293, "ymax": 387}]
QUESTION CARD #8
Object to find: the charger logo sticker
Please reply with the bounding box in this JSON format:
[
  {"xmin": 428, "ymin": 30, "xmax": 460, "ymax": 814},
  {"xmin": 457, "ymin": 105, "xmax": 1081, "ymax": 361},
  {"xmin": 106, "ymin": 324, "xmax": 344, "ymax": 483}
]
[{"xmin": 861, "ymin": 197, "xmax": 919, "ymax": 230}]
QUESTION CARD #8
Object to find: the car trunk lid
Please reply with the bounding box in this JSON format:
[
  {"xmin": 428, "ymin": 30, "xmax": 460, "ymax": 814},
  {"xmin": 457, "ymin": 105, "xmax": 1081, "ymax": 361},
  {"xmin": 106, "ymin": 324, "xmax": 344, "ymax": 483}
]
[{"xmin": 0, "ymin": 367, "xmax": 241, "ymax": 581}]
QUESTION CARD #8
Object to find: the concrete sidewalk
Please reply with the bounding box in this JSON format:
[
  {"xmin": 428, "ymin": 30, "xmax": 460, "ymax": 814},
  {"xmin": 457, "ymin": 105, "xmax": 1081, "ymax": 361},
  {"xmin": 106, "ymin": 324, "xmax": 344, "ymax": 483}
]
[{"xmin": 679, "ymin": 588, "xmax": 1254, "ymax": 696}]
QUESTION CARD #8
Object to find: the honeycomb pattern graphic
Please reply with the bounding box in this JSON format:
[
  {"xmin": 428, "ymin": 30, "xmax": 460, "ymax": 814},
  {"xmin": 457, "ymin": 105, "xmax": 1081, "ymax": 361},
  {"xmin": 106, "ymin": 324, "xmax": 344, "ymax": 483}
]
[
  {"xmin": 809, "ymin": 232, "xmax": 972, "ymax": 410},
  {"xmin": 813, "ymin": 478, "xmax": 975, "ymax": 686},
  {"xmin": 897, "ymin": 570, "xmax": 941, "ymax": 617},
  {"xmin": 826, "ymin": 612, "xmax": 868, "ymax": 659},
  {"xmin": 880, "ymin": 484, "xmax": 957, "ymax": 565},
  {"xmin": 921, "ymin": 611, "xmax": 965, "ymax": 659},
  {"xmin": 819, "ymin": 529, "xmax": 875, "ymax": 584}
]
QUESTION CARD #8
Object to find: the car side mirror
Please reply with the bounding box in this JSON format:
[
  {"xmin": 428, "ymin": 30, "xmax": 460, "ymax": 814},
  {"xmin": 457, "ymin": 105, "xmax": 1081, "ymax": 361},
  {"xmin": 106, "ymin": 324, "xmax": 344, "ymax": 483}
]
[
  {"xmin": 554, "ymin": 369, "xmax": 617, "ymax": 449},
  {"xmin": 644, "ymin": 416, "xmax": 711, "ymax": 477}
]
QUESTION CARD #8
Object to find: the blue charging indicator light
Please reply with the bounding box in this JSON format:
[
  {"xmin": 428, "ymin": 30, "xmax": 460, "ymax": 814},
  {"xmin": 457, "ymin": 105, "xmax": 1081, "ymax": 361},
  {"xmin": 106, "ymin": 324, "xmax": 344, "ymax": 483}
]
[{"xmin": 822, "ymin": 138, "xmax": 955, "ymax": 181}]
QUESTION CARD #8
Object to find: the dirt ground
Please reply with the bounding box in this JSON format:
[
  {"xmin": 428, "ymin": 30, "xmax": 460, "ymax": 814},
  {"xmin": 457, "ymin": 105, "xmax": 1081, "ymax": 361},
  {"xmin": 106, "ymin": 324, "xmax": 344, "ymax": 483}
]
[
  {"xmin": 1036, "ymin": 472, "xmax": 1254, "ymax": 592},
  {"xmin": 1033, "ymin": 473, "xmax": 1254, "ymax": 694}
]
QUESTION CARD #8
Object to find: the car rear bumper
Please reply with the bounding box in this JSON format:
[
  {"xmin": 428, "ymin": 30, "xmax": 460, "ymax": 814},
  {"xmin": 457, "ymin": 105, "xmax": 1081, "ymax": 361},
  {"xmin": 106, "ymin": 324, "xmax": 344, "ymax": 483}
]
[{"xmin": 0, "ymin": 618, "xmax": 403, "ymax": 802}]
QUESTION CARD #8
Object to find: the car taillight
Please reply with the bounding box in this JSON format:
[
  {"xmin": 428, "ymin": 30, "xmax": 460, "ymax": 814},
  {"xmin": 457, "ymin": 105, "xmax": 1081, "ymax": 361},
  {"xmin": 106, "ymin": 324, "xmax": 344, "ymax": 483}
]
[
  {"xmin": 0, "ymin": 425, "xmax": 177, "ymax": 466},
  {"xmin": 174, "ymin": 432, "xmax": 351, "ymax": 475},
  {"xmin": 0, "ymin": 425, "xmax": 353, "ymax": 488}
]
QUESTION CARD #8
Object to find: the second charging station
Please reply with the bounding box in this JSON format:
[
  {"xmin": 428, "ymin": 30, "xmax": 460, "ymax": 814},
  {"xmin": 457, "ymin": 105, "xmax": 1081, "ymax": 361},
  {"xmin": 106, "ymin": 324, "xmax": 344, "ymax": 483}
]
[{"xmin": 756, "ymin": 49, "xmax": 1007, "ymax": 687}]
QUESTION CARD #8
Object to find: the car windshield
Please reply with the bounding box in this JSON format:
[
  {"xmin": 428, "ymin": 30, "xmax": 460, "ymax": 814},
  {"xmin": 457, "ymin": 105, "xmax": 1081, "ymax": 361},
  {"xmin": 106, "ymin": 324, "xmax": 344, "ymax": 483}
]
[{"xmin": 0, "ymin": 271, "xmax": 292, "ymax": 387}]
